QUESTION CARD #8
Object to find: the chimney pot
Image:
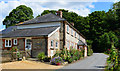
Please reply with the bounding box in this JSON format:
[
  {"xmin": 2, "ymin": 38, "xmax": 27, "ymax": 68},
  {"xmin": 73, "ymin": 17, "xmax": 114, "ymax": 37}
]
[{"xmin": 56, "ymin": 11, "xmax": 62, "ymax": 18}]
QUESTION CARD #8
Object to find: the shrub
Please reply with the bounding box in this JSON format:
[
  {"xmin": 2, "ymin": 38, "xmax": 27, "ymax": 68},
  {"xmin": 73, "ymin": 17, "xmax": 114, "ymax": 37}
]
[
  {"xmin": 11, "ymin": 47, "xmax": 18, "ymax": 52},
  {"xmin": 43, "ymin": 56, "xmax": 51, "ymax": 62},
  {"xmin": 53, "ymin": 47, "xmax": 85, "ymax": 63},
  {"xmin": 107, "ymin": 43, "xmax": 119, "ymax": 70},
  {"xmin": 87, "ymin": 45, "xmax": 93, "ymax": 56},
  {"xmin": 50, "ymin": 57, "xmax": 64, "ymax": 65},
  {"xmin": 73, "ymin": 50, "xmax": 80, "ymax": 60},
  {"xmin": 37, "ymin": 52, "xmax": 45, "ymax": 61},
  {"xmin": 68, "ymin": 57, "xmax": 74, "ymax": 63}
]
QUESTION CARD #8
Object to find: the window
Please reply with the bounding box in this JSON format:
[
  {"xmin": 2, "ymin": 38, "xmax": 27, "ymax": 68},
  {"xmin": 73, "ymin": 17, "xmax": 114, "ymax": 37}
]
[
  {"xmin": 67, "ymin": 25, "xmax": 69, "ymax": 33},
  {"xmin": 67, "ymin": 41, "xmax": 69, "ymax": 50},
  {"xmin": 5, "ymin": 40, "xmax": 12, "ymax": 47},
  {"xmin": 75, "ymin": 32, "xmax": 77, "ymax": 37},
  {"xmin": 51, "ymin": 50, "xmax": 54, "ymax": 57},
  {"xmin": 51, "ymin": 40, "xmax": 53, "ymax": 47},
  {"xmin": 75, "ymin": 44, "xmax": 77, "ymax": 50},
  {"xmin": 25, "ymin": 39, "xmax": 32, "ymax": 50},
  {"xmin": 13, "ymin": 39, "xmax": 17, "ymax": 45},
  {"xmin": 71, "ymin": 29, "xmax": 73, "ymax": 36},
  {"xmin": 56, "ymin": 42, "xmax": 58, "ymax": 48},
  {"xmin": 79, "ymin": 35, "xmax": 80, "ymax": 40}
]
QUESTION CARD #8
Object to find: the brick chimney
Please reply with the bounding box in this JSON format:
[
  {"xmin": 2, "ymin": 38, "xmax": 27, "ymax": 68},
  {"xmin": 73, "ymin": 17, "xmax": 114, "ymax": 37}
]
[
  {"xmin": 56, "ymin": 11, "xmax": 62, "ymax": 18},
  {"xmin": 71, "ymin": 22, "xmax": 74, "ymax": 26}
]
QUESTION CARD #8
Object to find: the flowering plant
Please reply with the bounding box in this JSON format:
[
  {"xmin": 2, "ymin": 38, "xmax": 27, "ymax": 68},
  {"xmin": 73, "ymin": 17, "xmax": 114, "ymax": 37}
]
[{"xmin": 50, "ymin": 57, "xmax": 64, "ymax": 65}]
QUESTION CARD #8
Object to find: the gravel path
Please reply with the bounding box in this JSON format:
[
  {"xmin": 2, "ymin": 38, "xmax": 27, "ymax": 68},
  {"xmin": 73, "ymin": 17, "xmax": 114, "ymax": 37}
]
[{"xmin": 61, "ymin": 53, "xmax": 109, "ymax": 69}]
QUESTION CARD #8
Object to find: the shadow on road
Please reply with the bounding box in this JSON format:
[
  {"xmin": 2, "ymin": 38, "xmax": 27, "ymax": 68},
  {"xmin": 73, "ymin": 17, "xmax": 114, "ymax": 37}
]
[{"xmin": 94, "ymin": 66, "xmax": 105, "ymax": 68}]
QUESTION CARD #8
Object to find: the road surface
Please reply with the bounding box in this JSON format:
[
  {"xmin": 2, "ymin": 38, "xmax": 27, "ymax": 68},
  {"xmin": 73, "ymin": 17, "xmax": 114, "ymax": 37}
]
[{"xmin": 61, "ymin": 53, "xmax": 109, "ymax": 69}]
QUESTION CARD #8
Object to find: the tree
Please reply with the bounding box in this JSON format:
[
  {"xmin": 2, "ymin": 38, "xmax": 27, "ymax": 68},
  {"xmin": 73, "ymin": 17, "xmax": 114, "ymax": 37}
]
[
  {"xmin": 3, "ymin": 5, "xmax": 34, "ymax": 28},
  {"xmin": 99, "ymin": 31, "xmax": 118, "ymax": 52}
]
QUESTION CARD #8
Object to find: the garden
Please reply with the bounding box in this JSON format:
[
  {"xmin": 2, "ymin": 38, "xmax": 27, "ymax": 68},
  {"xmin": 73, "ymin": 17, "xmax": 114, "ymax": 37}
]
[
  {"xmin": 37, "ymin": 46, "xmax": 93, "ymax": 66},
  {"xmin": 106, "ymin": 43, "xmax": 120, "ymax": 71}
]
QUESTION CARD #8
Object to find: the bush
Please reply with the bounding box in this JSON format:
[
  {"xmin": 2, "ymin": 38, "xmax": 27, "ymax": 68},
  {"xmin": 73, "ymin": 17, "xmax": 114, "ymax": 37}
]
[
  {"xmin": 50, "ymin": 57, "xmax": 64, "ymax": 65},
  {"xmin": 106, "ymin": 43, "xmax": 119, "ymax": 70},
  {"xmin": 73, "ymin": 50, "xmax": 80, "ymax": 60},
  {"xmin": 87, "ymin": 45, "xmax": 93, "ymax": 56},
  {"xmin": 53, "ymin": 47, "xmax": 84, "ymax": 63},
  {"xmin": 11, "ymin": 47, "xmax": 18, "ymax": 52},
  {"xmin": 68, "ymin": 57, "xmax": 74, "ymax": 63},
  {"xmin": 43, "ymin": 56, "xmax": 51, "ymax": 62},
  {"xmin": 37, "ymin": 52, "xmax": 45, "ymax": 61}
]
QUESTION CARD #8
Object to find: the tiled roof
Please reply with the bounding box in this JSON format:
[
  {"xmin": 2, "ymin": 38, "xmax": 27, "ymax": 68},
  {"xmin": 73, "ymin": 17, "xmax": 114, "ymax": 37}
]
[
  {"xmin": 2, "ymin": 26, "xmax": 59, "ymax": 38},
  {"xmin": 20, "ymin": 13, "xmax": 65, "ymax": 25},
  {"xmin": 0, "ymin": 26, "xmax": 17, "ymax": 34}
]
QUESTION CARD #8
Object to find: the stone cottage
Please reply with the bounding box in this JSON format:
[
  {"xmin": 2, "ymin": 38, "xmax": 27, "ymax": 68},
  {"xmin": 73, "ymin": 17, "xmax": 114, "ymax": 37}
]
[{"xmin": 0, "ymin": 11, "xmax": 87, "ymax": 57}]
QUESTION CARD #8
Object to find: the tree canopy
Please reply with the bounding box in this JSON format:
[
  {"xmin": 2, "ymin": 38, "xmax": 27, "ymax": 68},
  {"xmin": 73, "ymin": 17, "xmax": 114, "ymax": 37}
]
[{"xmin": 3, "ymin": 5, "xmax": 34, "ymax": 28}]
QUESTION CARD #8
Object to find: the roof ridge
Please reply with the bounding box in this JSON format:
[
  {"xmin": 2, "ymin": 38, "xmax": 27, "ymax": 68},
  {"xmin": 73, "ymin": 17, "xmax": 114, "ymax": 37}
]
[
  {"xmin": 16, "ymin": 26, "xmax": 59, "ymax": 30},
  {"xmin": 18, "ymin": 13, "xmax": 65, "ymax": 25}
]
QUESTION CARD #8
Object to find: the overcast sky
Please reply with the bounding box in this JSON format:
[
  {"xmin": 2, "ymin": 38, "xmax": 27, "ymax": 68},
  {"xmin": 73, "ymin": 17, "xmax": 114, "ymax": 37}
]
[{"xmin": 0, "ymin": 0, "xmax": 119, "ymax": 31}]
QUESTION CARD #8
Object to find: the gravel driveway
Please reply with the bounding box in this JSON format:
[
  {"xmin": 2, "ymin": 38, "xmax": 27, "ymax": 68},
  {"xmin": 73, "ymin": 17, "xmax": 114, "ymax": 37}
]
[{"xmin": 61, "ymin": 53, "xmax": 109, "ymax": 69}]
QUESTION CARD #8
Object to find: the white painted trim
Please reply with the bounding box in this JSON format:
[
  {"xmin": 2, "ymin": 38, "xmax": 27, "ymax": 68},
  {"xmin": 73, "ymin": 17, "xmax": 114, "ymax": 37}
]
[
  {"xmin": 55, "ymin": 41, "xmax": 58, "ymax": 48},
  {"xmin": 13, "ymin": 39, "xmax": 17, "ymax": 45},
  {"xmin": 5, "ymin": 39, "xmax": 12, "ymax": 47},
  {"xmin": 51, "ymin": 50, "xmax": 54, "ymax": 57},
  {"xmin": 48, "ymin": 27, "xmax": 60, "ymax": 37},
  {"xmin": 50, "ymin": 40, "xmax": 54, "ymax": 49},
  {"xmin": 25, "ymin": 38, "xmax": 32, "ymax": 50},
  {"xmin": 67, "ymin": 25, "xmax": 69, "ymax": 33}
]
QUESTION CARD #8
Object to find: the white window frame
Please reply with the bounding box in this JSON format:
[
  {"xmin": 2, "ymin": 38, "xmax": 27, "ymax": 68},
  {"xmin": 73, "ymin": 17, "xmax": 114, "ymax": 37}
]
[
  {"xmin": 5, "ymin": 39, "xmax": 12, "ymax": 47},
  {"xmin": 13, "ymin": 39, "xmax": 17, "ymax": 45},
  {"xmin": 75, "ymin": 32, "xmax": 77, "ymax": 37},
  {"xmin": 71, "ymin": 29, "xmax": 73, "ymax": 36},
  {"xmin": 25, "ymin": 39, "xmax": 32, "ymax": 50},
  {"xmin": 51, "ymin": 40, "xmax": 54, "ymax": 48},
  {"xmin": 55, "ymin": 41, "xmax": 58, "ymax": 48},
  {"xmin": 79, "ymin": 35, "xmax": 80, "ymax": 40},
  {"xmin": 67, "ymin": 25, "xmax": 69, "ymax": 33},
  {"xmin": 51, "ymin": 50, "xmax": 54, "ymax": 57},
  {"xmin": 67, "ymin": 41, "xmax": 69, "ymax": 50}
]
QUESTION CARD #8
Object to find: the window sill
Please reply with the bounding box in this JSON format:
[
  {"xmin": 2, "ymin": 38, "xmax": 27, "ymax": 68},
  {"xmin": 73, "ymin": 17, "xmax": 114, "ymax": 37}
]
[
  {"xmin": 50, "ymin": 48, "xmax": 54, "ymax": 50},
  {"xmin": 55, "ymin": 47, "xmax": 58, "ymax": 49},
  {"xmin": 5, "ymin": 46, "xmax": 11, "ymax": 48}
]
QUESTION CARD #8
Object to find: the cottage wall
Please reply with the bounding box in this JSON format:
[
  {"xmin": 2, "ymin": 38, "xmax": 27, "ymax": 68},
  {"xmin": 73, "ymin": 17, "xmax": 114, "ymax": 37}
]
[
  {"xmin": 11, "ymin": 38, "xmax": 25, "ymax": 51},
  {"xmin": 65, "ymin": 23, "xmax": 87, "ymax": 51},
  {"xmin": 0, "ymin": 39, "xmax": 2, "ymax": 50},
  {"xmin": 32, "ymin": 37, "xmax": 47, "ymax": 57},
  {"xmin": 48, "ymin": 29, "xmax": 60, "ymax": 57}
]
